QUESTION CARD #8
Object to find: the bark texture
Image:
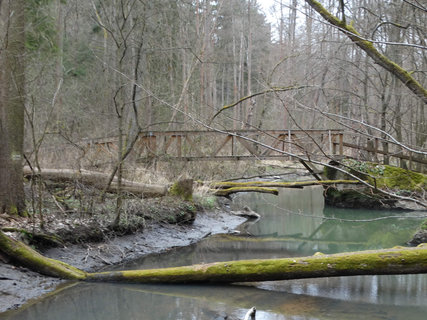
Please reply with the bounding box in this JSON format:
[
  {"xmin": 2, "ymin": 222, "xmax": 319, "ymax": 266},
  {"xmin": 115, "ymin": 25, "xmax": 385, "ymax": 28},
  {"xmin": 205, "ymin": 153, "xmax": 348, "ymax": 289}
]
[{"xmin": 0, "ymin": 0, "xmax": 26, "ymax": 215}]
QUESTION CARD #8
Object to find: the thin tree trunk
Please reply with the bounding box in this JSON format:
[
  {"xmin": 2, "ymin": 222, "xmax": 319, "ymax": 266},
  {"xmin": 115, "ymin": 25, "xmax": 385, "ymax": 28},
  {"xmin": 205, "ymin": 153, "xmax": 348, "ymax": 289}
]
[
  {"xmin": 54, "ymin": 0, "xmax": 64, "ymax": 125},
  {"xmin": 245, "ymin": 0, "xmax": 253, "ymax": 128}
]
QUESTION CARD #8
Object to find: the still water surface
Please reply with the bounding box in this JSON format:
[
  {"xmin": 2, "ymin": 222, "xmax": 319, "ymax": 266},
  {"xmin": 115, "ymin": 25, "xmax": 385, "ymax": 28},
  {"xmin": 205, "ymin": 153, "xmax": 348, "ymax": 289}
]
[{"xmin": 4, "ymin": 187, "xmax": 427, "ymax": 320}]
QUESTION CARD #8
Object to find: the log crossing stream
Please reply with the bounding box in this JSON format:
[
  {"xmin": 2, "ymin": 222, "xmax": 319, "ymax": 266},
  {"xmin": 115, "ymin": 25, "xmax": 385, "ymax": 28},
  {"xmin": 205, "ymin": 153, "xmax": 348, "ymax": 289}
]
[{"xmin": 4, "ymin": 187, "xmax": 427, "ymax": 320}]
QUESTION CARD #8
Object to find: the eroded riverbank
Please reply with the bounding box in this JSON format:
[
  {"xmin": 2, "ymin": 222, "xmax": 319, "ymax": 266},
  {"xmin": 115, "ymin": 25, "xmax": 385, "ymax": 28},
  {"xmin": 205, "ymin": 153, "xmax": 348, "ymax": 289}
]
[
  {"xmin": 0, "ymin": 202, "xmax": 246, "ymax": 313},
  {"xmin": 3, "ymin": 187, "xmax": 427, "ymax": 320}
]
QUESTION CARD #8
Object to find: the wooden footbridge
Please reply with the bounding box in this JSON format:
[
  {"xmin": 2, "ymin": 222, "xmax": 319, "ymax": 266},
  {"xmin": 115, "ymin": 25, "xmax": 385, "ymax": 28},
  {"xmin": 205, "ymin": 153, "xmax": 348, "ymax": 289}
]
[{"xmin": 85, "ymin": 129, "xmax": 426, "ymax": 170}]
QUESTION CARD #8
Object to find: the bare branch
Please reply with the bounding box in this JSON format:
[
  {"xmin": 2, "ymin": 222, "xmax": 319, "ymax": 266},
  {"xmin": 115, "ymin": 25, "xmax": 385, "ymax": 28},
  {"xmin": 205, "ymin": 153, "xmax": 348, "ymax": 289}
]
[
  {"xmin": 403, "ymin": 0, "xmax": 427, "ymax": 12},
  {"xmin": 211, "ymin": 85, "xmax": 311, "ymax": 120},
  {"xmin": 304, "ymin": 0, "xmax": 427, "ymax": 104}
]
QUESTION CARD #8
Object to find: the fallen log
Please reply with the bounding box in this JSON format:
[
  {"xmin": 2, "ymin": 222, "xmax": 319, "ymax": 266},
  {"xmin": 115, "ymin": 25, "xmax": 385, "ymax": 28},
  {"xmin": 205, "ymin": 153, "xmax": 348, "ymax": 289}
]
[
  {"xmin": 1, "ymin": 230, "xmax": 427, "ymax": 284},
  {"xmin": 0, "ymin": 230, "xmax": 86, "ymax": 280},
  {"xmin": 86, "ymin": 245, "xmax": 427, "ymax": 283},
  {"xmin": 207, "ymin": 180, "xmax": 361, "ymax": 197},
  {"xmin": 212, "ymin": 186, "xmax": 279, "ymax": 197},
  {"xmin": 208, "ymin": 180, "xmax": 362, "ymax": 189},
  {"xmin": 23, "ymin": 167, "xmax": 168, "ymax": 197}
]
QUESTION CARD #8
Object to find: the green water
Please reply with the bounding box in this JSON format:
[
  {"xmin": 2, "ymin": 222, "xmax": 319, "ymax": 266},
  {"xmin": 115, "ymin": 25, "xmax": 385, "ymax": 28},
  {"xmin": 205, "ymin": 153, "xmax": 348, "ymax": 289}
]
[{"xmin": 3, "ymin": 186, "xmax": 427, "ymax": 320}]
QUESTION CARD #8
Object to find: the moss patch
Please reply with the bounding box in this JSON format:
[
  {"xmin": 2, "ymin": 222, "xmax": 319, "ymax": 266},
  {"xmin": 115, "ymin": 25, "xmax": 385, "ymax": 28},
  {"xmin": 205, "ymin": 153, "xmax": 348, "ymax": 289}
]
[
  {"xmin": 342, "ymin": 159, "xmax": 426, "ymax": 191},
  {"xmin": 324, "ymin": 160, "xmax": 426, "ymax": 209},
  {"xmin": 374, "ymin": 166, "xmax": 426, "ymax": 191},
  {"xmin": 168, "ymin": 179, "xmax": 193, "ymax": 201}
]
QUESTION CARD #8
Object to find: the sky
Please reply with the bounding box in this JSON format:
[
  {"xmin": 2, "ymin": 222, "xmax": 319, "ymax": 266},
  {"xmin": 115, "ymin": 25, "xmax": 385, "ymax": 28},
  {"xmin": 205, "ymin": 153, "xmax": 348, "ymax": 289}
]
[{"xmin": 258, "ymin": 0, "xmax": 277, "ymax": 24}]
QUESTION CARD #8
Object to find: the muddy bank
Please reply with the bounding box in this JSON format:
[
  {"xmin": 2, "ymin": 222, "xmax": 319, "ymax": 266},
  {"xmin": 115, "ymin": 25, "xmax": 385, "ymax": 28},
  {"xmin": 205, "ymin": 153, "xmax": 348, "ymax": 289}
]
[{"xmin": 0, "ymin": 205, "xmax": 246, "ymax": 313}]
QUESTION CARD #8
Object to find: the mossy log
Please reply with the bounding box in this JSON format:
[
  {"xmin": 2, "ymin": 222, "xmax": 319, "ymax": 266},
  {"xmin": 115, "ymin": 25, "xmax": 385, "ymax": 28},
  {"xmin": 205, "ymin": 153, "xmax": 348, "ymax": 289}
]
[
  {"xmin": 212, "ymin": 186, "xmax": 279, "ymax": 197},
  {"xmin": 23, "ymin": 167, "xmax": 168, "ymax": 197},
  {"xmin": 208, "ymin": 180, "xmax": 361, "ymax": 189},
  {"xmin": 2, "ymin": 230, "xmax": 427, "ymax": 284},
  {"xmin": 86, "ymin": 245, "xmax": 427, "ymax": 283},
  {"xmin": 0, "ymin": 230, "xmax": 86, "ymax": 280}
]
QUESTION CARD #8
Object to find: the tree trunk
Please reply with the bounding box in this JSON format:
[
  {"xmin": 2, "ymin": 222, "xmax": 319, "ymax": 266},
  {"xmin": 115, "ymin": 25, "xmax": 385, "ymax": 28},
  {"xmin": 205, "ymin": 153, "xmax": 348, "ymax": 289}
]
[
  {"xmin": 208, "ymin": 180, "xmax": 361, "ymax": 189},
  {"xmin": 85, "ymin": 245, "xmax": 427, "ymax": 283},
  {"xmin": 213, "ymin": 187, "xmax": 279, "ymax": 197},
  {"xmin": 209, "ymin": 180, "xmax": 363, "ymax": 197},
  {"xmin": 23, "ymin": 167, "xmax": 168, "ymax": 197},
  {"xmin": 0, "ymin": 230, "xmax": 86, "ymax": 280},
  {"xmin": 0, "ymin": 0, "xmax": 26, "ymax": 215},
  {"xmin": 2, "ymin": 230, "xmax": 426, "ymax": 284}
]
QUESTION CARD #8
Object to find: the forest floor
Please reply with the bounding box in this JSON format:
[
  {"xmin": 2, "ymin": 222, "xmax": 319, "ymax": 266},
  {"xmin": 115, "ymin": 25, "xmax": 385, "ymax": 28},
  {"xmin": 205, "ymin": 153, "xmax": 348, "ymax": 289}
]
[{"xmin": 0, "ymin": 184, "xmax": 247, "ymax": 313}]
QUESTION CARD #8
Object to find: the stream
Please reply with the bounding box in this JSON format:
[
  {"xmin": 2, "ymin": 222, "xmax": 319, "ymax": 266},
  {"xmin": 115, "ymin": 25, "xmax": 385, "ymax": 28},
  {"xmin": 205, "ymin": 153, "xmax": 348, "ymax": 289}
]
[{"xmin": 4, "ymin": 186, "xmax": 427, "ymax": 320}]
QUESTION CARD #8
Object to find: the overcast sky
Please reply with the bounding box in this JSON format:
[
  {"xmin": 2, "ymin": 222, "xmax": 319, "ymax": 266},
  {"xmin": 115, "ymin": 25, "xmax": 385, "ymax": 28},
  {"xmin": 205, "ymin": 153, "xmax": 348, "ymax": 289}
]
[{"xmin": 258, "ymin": 0, "xmax": 277, "ymax": 24}]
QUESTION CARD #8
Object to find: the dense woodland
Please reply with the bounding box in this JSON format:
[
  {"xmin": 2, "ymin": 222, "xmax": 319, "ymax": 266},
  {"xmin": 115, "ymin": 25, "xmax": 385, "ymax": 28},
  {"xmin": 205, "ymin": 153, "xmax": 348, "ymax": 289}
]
[
  {"xmin": 17, "ymin": 0, "xmax": 427, "ymax": 151},
  {"xmin": 0, "ymin": 0, "xmax": 426, "ymax": 216}
]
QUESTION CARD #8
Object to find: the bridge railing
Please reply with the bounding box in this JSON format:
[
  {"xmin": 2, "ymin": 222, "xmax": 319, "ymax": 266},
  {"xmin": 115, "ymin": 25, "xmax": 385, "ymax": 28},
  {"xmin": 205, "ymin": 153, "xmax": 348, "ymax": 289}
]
[
  {"xmin": 133, "ymin": 129, "xmax": 344, "ymax": 161},
  {"xmin": 340, "ymin": 132, "xmax": 426, "ymax": 171},
  {"xmin": 82, "ymin": 129, "xmax": 425, "ymax": 172}
]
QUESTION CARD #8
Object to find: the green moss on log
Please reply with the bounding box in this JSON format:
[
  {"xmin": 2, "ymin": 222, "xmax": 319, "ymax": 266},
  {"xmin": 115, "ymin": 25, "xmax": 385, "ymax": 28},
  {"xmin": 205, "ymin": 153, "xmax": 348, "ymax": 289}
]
[
  {"xmin": 212, "ymin": 186, "xmax": 279, "ymax": 197},
  {"xmin": 0, "ymin": 230, "xmax": 86, "ymax": 280},
  {"xmin": 2, "ymin": 229, "xmax": 427, "ymax": 284},
  {"xmin": 86, "ymin": 246, "xmax": 427, "ymax": 284}
]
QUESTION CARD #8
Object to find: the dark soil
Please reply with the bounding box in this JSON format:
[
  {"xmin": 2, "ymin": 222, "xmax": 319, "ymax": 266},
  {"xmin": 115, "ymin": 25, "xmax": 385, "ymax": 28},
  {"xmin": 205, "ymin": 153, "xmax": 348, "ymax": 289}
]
[{"xmin": 0, "ymin": 184, "xmax": 247, "ymax": 314}]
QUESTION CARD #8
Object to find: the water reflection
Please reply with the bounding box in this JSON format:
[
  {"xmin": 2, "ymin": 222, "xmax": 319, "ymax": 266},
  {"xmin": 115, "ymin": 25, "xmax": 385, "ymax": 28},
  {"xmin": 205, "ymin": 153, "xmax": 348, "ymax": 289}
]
[
  {"xmin": 233, "ymin": 186, "xmax": 425, "ymax": 254},
  {"xmin": 5, "ymin": 281, "xmax": 427, "ymax": 320},
  {"xmin": 3, "ymin": 186, "xmax": 427, "ymax": 320}
]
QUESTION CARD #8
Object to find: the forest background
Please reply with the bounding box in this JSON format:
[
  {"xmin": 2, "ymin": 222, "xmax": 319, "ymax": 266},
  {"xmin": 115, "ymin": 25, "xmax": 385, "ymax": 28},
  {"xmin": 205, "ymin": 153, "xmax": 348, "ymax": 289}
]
[{"xmin": 0, "ymin": 0, "xmax": 426, "ymax": 218}]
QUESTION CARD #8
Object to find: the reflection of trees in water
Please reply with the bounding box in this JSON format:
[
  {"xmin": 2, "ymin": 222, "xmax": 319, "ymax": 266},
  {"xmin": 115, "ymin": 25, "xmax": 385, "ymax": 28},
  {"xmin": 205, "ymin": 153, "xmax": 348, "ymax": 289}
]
[
  {"xmin": 234, "ymin": 187, "xmax": 325, "ymax": 238},
  {"xmin": 11, "ymin": 280, "xmax": 427, "ymax": 320},
  {"xmin": 233, "ymin": 187, "xmax": 423, "ymax": 254}
]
